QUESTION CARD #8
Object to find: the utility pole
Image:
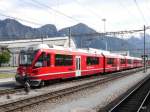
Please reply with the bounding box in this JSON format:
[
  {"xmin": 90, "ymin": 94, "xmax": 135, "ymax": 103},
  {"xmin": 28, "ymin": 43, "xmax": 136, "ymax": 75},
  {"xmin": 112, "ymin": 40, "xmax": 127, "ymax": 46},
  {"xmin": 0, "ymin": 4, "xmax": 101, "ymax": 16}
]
[
  {"xmin": 143, "ymin": 25, "xmax": 146, "ymax": 73},
  {"xmin": 102, "ymin": 18, "xmax": 107, "ymax": 51},
  {"xmin": 41, "ymin": 36, "xmax": 43, "ymax": 44},
  {"xmin": 80, "ymin": 37, "xmax": 82, "ymax": 48},
  {"xmin": 68, "ymin": 27, "xmax": 71, "ymax": 48}
]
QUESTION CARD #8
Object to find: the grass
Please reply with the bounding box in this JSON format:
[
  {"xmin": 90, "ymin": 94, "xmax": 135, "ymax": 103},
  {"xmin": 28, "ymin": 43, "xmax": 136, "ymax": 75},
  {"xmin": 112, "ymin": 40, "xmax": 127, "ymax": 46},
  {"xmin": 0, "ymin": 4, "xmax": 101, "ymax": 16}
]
[
  {"xmin": 0, "ymin": 73, "xmax": 15, "ymax": 79},
  {"xmin": 0, "ymin": 66, "xmax": 17, "ymax": 69}
]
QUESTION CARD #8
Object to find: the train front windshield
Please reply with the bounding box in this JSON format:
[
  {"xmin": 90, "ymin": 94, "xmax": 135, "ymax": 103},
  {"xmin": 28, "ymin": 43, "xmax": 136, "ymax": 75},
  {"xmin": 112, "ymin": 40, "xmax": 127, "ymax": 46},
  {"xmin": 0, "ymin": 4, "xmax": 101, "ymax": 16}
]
[{"xmin": 19, "ymin": 50, "xmax": 37, "ymax": 66}]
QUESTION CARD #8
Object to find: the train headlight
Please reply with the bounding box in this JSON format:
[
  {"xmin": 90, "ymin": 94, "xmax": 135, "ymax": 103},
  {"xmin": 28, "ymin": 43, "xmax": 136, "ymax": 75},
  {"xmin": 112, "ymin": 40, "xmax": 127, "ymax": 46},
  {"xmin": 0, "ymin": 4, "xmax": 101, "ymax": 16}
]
[{"xmin": 22, "ymin": 72, "xmax": 26, "ymax": 76}]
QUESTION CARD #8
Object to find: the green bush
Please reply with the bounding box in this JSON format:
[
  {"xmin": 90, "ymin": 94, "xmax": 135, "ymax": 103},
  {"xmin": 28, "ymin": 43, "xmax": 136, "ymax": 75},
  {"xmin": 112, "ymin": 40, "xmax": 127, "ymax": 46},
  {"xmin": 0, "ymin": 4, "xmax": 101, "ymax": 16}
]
[{"xmin": 0, "ymin": 51, "xmax": 11, "ymax": 66}]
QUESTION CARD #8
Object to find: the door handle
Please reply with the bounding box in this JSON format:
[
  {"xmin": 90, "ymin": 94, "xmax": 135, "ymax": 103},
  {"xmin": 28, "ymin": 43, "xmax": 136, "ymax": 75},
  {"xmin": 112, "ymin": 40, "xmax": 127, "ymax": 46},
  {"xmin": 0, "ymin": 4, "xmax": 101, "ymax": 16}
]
[{"xmin": 68, "ymin": 68, "xmax": 73, "ymax": 71}]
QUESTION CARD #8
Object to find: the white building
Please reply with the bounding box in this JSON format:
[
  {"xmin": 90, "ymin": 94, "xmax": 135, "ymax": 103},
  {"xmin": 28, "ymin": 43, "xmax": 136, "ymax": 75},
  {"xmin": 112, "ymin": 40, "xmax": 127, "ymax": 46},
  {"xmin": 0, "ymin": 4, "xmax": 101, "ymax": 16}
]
[{"xmin": 0, "ymin": 37, "xmax": 76, "ymax": 66}]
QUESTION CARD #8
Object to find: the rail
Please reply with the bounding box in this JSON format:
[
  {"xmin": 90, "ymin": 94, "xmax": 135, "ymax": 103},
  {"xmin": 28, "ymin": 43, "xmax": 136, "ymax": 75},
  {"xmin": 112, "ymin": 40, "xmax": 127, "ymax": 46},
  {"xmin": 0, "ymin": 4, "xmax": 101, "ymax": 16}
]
[
  {"xmin": 0, "ymin": 67, "xmax": 144, "ymax": 112},
  {"xmin": 108, "ymin": 72, "xmax": 150, "ymax": 112}
]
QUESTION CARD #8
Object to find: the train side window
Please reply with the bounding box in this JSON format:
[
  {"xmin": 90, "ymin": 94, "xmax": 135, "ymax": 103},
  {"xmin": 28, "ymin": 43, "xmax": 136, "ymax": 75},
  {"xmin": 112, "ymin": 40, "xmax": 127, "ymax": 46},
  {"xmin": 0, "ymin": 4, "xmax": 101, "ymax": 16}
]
[
  {"xmin": 34, "ymin": 52, "xmax": 46, "ymax": 68},
  {"xmin": 107, "ymin": 58, "xmax": 114, "ymax": 65},
  {"xmin": 86, "ymin": 56, "xmax": 99, "ymax": 65},
  {"xmin": 128, "ymin": 59, "xmax": 132, "ymax": 64},
  {"xmin": 47, "ymin": 54, "xmax": 51, "ymax": 66},
  {"xmin": 121, "ymin": 59, "xmax": 126, "ymax": 64},
  {"xmin": 34, "ymin": 52, "xmax": 50, "ymax": 68},
  {"xmin": 55, "ymin": 54, "xmax": 73, "ymax": 66}
]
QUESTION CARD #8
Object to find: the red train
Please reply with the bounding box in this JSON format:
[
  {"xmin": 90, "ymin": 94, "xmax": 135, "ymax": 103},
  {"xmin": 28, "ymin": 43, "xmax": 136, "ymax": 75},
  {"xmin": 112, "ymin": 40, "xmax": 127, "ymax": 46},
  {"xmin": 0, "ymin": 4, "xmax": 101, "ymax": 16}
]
[{"xmin": 15, "ymin": 44, "xmax": 143, "ymax": 86}]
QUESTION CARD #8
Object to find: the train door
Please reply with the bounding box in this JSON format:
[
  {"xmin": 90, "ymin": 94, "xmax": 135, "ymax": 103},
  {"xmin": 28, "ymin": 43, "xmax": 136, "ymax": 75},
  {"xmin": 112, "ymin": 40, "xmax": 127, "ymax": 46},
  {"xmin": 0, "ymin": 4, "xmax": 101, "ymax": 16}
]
[
  {"xmin": 117, "ymin": 58, "xmax": 120, "ymax": 71},
  {"xmin": 75, "ymin": 56, "xmax": 81, "ymax": 77}
]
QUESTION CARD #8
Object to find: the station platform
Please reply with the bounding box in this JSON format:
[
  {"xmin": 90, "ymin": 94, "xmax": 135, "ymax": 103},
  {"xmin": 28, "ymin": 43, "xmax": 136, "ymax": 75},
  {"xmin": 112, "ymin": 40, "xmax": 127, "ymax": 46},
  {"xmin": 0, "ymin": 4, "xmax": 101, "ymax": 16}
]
[
  {"xmin": 0, "ymin": 78, "xmax": 16, "ymax": 90},
  {"xmin": 0, "ymin": 67, "xmax": 16, "ymax": 74},
  {"xmin": 0, "ymin": 78, "xmax": 14, "ymax": 84}
]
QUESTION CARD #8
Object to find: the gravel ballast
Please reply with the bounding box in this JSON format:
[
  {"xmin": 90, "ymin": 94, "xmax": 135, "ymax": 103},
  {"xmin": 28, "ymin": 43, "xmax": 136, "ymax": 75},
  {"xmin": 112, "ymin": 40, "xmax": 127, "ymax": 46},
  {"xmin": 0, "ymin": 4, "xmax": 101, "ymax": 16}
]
[{"xmin": 18, "ymin": 69, "xmax": 150, "ymax": 112}]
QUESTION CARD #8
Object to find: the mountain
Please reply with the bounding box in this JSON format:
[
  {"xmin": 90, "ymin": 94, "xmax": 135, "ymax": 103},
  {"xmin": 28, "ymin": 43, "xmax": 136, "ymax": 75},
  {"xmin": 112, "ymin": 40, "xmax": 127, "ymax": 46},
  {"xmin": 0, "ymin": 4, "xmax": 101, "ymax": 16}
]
[
  {"xmin": 0, "ymin": 18, "xmax": 145, "ymax": 57},
  {"xmin": 37, "ymin": 24, "xmax": 58, "ymax": 37},
  {"xmin": 59, "ymin": 23, "xmax": 96, "ymax": 35},
  {"xmin": 0, "ymin": 19, "xmax": 58, "ymax": 40},
  {"xmin": 127, "ymin": 34, "xmax": 150, "ymax": 49},
  {"xmin": 126, "ymin": 34, "xmax": 150, "ymax": 56},
  {"xmin": 58, "ymin": 23, "xmax": 135, "ymax": 55},
  {"xmin": 59, "ymin": 23, "xmax": 98, "ymax": 48}
]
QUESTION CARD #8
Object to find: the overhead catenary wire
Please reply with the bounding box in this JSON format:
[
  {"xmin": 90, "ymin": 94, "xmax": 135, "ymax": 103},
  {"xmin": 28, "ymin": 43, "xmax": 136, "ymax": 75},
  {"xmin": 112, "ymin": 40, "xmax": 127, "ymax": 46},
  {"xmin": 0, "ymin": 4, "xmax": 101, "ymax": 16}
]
[
  {"xmin": 0, "ymin": 0, "xmax": 150, "ymax": 39},
  {"xmin": 0, "ymin": 15, "xmax": 149, "ymax": 38},
  {"xmin": 116, "ymin": 0, "xmax": 141, "ymax": 28},
  {"xmin": 30, "ymin": 0, "xmax": 80, "ymax": 23},
  {"xmin": 1, "ymin": 1, "xmax": 149, "ymax": 33},
  {"xmin": 0, "ymin": 12, "xmax": 43, "ymax": 26},
  {"xmin": 73, "ymin": 0, "xmax": 106, "ymax": 33},
  {"xmin": 145, "ymin": 0, "xmax": 150, "ymax": 11},
  {"xmin": 117, "ymin": 0, "xmax": 134, "ymax": 18},
  {"xmin": 143, "ymin": 0, "xmax": 150, "ymax": 25},
  {"xmin": 134, "ymin": 0, "xmax": 148, "ymax": 25},
  {"xmin": 28, "ymin": 0, "xmax": 109, "ymax": 38},
  {"xmin": 0, "ymin": 7, "xmax": 148, "ymax": 37},
  {"xmin": 74, "ymin": 0, "xmax": 102, "ymax": 20},
  {"xmin": 0, "ymin": 14, "xmax": 149, "ymax": 36}
]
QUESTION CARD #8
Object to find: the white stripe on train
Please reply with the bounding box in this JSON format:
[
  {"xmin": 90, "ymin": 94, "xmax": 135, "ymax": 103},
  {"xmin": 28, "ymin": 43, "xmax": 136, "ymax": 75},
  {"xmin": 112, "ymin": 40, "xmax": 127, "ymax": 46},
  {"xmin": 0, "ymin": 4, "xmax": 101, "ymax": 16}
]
[{"xmin": 31, "ymin": 67, "xmax": 125, "ymax": 77}]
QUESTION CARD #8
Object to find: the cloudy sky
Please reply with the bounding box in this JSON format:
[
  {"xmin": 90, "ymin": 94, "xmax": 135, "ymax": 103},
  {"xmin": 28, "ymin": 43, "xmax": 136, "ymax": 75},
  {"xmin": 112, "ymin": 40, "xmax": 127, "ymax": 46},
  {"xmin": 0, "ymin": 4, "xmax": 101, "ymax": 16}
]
[{"xmin": 0, "ymin": 0, "xmax": 149, "ymax": 32}]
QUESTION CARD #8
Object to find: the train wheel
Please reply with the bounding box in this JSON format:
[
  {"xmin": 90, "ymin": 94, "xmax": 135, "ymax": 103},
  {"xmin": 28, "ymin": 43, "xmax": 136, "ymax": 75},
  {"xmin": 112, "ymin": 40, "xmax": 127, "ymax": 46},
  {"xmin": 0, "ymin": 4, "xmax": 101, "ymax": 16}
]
[
  {"xmin": 24, "ymin": 82, "xmax": 30, "ymax": 94},
  {"xmin": 39, "ymin": 81, "xmax": 45, "ymax": 87}
]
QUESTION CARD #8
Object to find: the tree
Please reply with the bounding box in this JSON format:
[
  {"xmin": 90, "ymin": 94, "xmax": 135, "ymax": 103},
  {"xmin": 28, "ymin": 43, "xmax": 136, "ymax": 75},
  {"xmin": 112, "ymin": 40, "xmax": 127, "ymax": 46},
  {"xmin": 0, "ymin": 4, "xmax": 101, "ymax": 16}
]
[{"xmin": 0, "ymin": 50, "xmax": 11, "ymax": 67}]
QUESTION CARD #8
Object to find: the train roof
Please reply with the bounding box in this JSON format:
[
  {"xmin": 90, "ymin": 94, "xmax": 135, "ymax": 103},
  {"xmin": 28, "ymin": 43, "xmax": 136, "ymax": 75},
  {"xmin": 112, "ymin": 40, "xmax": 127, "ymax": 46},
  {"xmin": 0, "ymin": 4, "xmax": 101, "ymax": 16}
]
[
  {"xmin": 125, "ymin": 56, "xmax": 134, "ymax": 59},
  {"xmin": 25, "ymin": 44, "xmax": 116, "ymax": 56},
  {"xmin": 125, "ymin": 55, "xmax": 142, "ymax": 60},
  {"xmin": 133, "ymin": 57, "xmax": 142, "ymax": 60},
  {"xmin": 24, "ymin": 44, "xmax": 141, "ymax": 59}
]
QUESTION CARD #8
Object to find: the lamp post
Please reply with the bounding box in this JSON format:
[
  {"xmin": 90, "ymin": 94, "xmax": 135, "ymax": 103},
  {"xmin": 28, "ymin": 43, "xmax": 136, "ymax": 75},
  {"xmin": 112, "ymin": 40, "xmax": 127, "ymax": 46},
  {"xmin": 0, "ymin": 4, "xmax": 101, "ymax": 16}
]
[
  {"xmin": 143, "ymin": 25, "xmax": 146, "ymax": 73},
  {"xmin": 102, "ymin": 18, "xmax": 107, "ymax": 51},
  {"xmin": 68, "ymin": 27, "xmax": 71, "ymax": 48}
]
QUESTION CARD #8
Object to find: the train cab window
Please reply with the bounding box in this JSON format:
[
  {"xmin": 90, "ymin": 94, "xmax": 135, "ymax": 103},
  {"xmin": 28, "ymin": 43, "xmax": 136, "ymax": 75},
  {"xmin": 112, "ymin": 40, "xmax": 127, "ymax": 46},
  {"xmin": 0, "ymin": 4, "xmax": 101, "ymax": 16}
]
[
  {"xmin": 19, "ymin": 50, "xmax": 38, "ymax": 66},
  {"xmin": 34, "ymin": 52, "xmax": 51, "ymax": 68},
  {"xmin": 47, "ymin": 54, "xmax": 51, "ymax": 66},
  {"xmin": 86, "ymin": 56, "xmax": 99, "ymax": 65},
  {"xmin": 107, "ymin": 58, "xmax": 114, "ymax": 65},
  {"xmin": 55, "ymin": 54, "xmax": 73, "ymax": 66}
]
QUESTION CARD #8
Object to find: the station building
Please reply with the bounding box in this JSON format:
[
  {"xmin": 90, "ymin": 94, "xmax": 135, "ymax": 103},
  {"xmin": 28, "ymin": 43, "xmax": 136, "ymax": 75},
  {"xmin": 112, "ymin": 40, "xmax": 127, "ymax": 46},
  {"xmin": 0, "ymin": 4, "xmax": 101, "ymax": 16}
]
[{"xmin": 0, "ymin": 37, "xmax": 76, "ymax": 66}]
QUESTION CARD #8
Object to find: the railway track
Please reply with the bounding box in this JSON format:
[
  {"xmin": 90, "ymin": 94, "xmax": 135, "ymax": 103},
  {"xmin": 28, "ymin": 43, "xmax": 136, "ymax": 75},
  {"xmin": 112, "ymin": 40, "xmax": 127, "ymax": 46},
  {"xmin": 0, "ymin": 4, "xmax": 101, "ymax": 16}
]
[
  {"xmin": 139, "ymin": 91, "xmax": 150, "ymax": 112},
  {"xmin": 0, "ymin": 67, "xmax": 143, "ymax": 97},
  {"xmin": 0, "ymin": 87, "xmax": 23, "ymax": 96},
  {"xmin": 108, "ymin": 71, "xmax": 150, "ymax": 112},
  {"xmin": 0, "ymin": 67, "xmax": 145, "ymax": 112}
]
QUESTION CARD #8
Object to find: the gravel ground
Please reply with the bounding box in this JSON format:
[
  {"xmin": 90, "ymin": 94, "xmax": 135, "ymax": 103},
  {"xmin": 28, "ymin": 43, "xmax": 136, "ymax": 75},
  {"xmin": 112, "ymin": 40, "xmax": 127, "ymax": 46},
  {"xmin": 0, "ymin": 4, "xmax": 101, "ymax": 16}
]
[
  {"xmin": 19, "ymin": 69, "xmax": 150, "ymax": 112},
  {"xmin": 0, "ymin": 76, "xmax": 105, "ymax": 105}
]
